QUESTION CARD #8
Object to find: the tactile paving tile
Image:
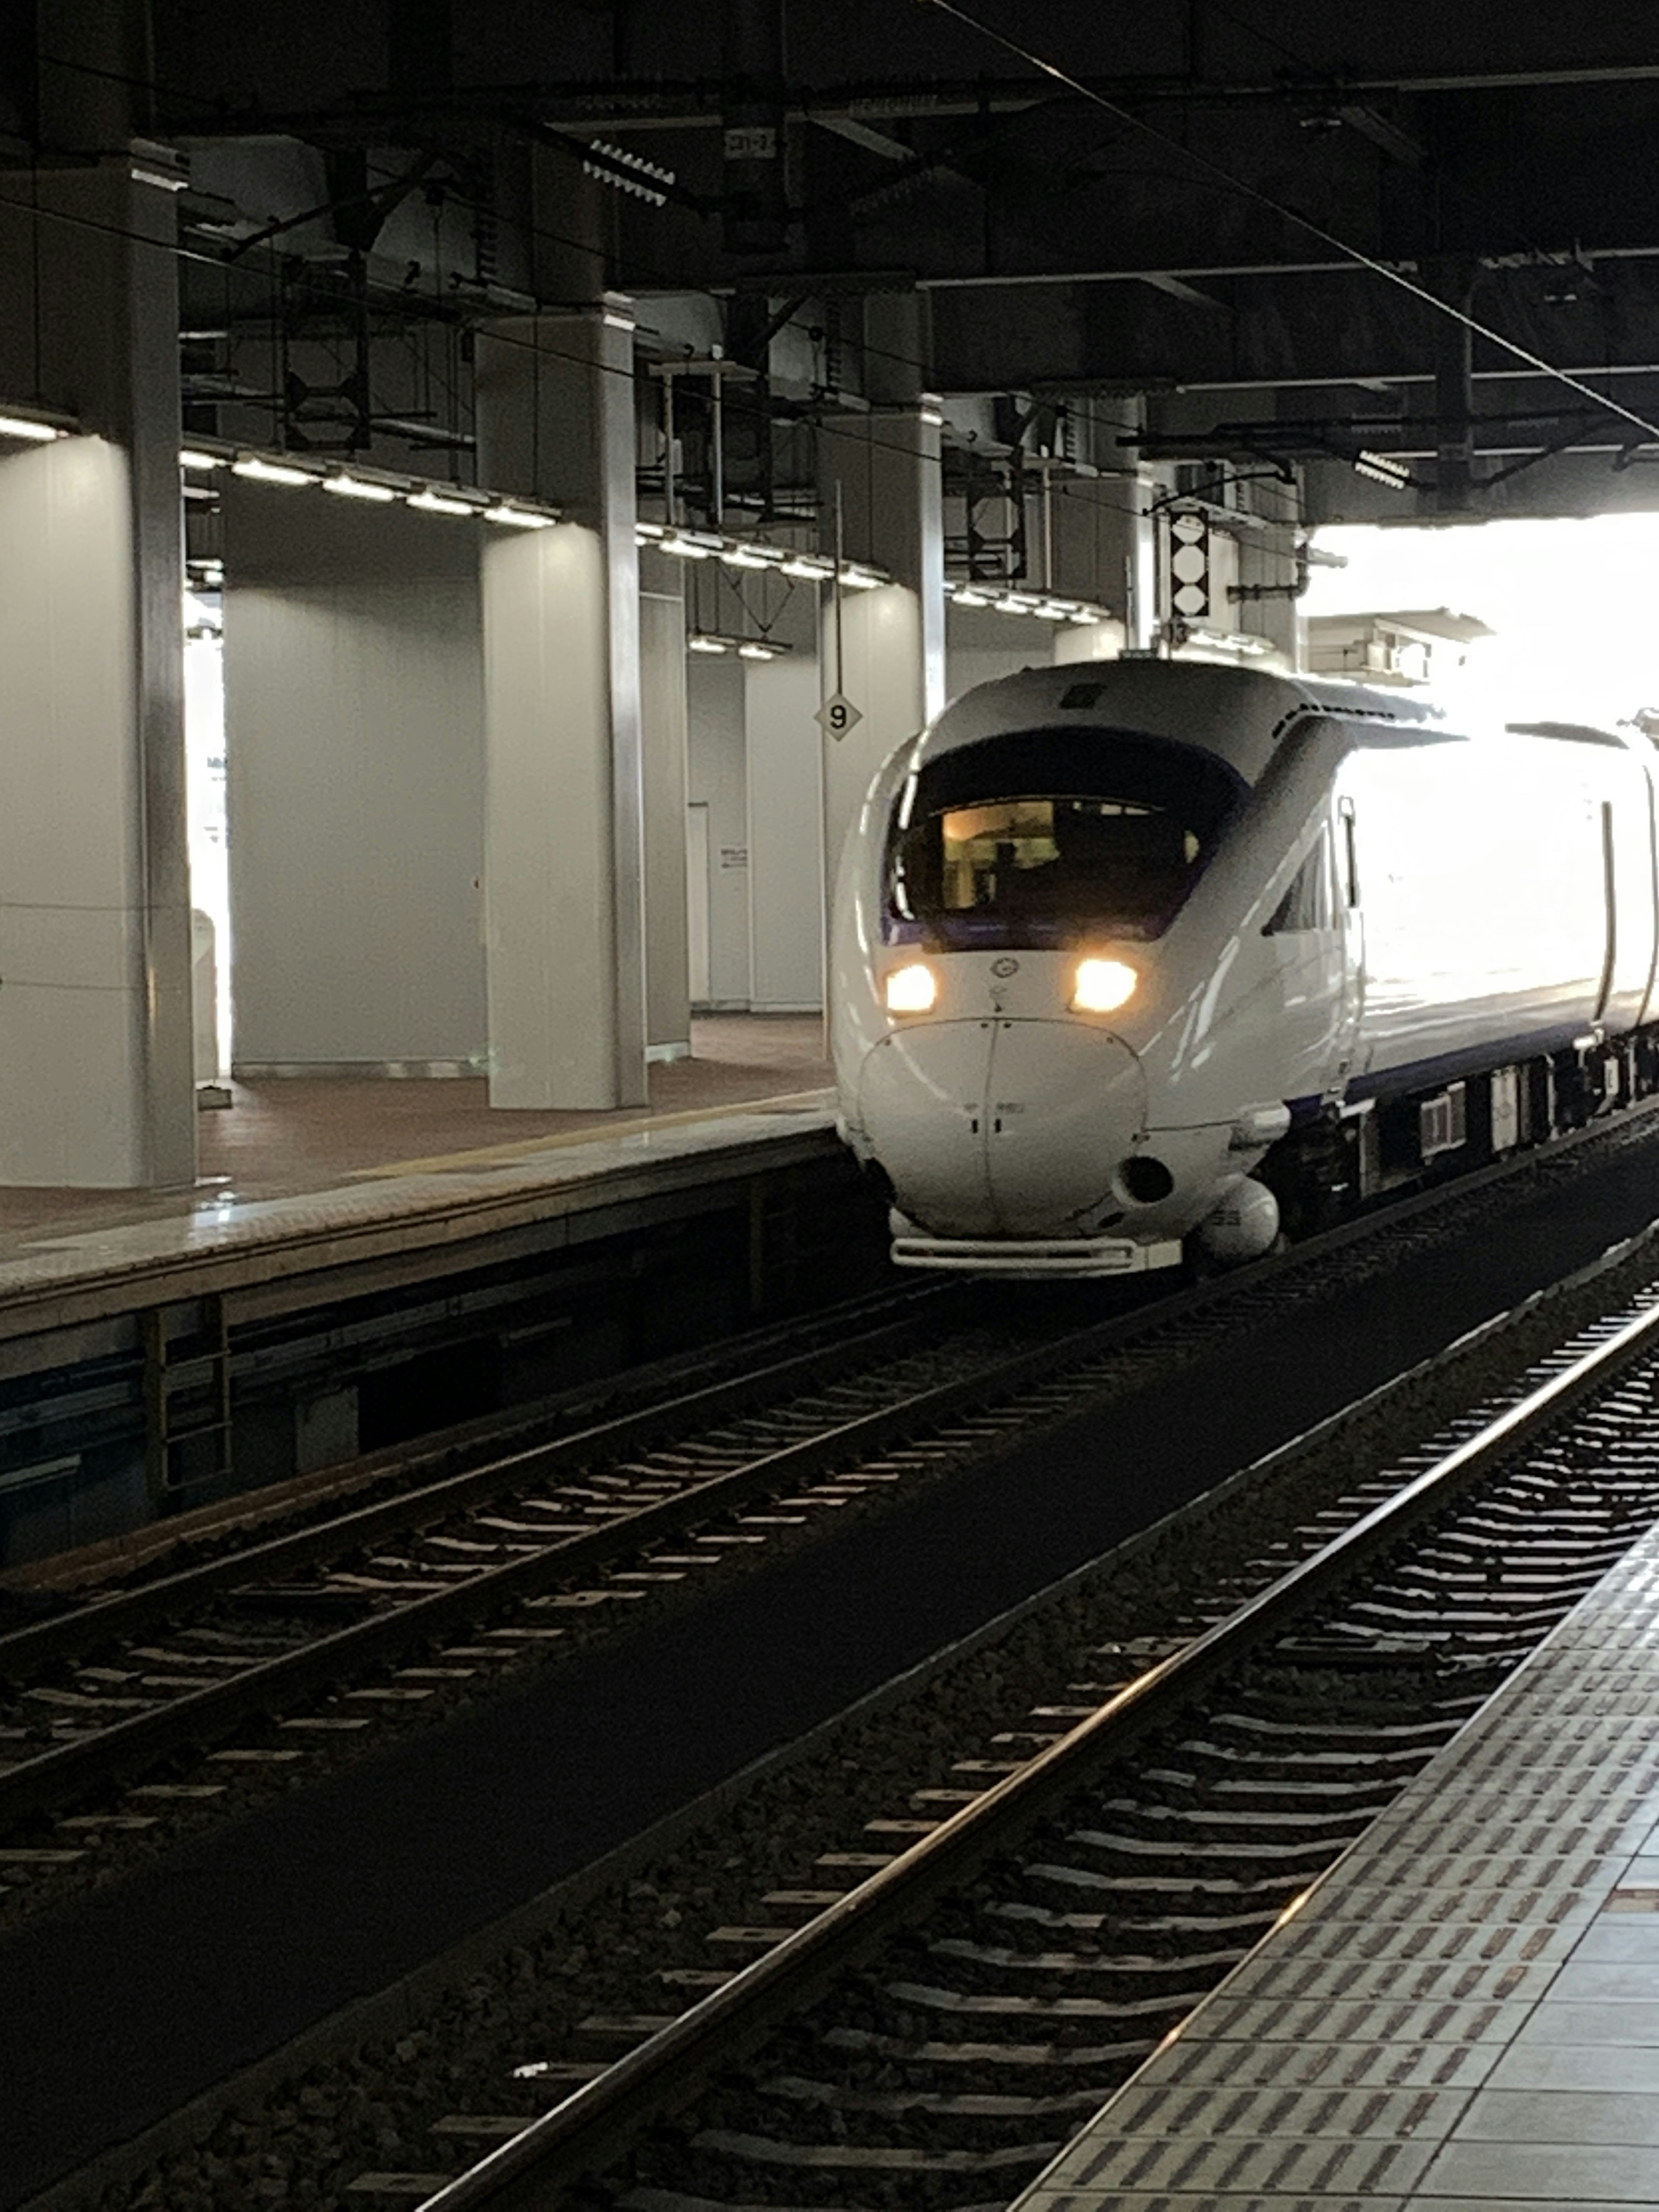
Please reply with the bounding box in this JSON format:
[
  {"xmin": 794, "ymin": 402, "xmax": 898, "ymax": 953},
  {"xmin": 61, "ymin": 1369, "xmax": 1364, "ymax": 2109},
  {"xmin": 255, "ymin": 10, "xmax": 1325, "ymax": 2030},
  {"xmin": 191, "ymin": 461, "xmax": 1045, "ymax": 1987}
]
[
  {"xmin": 1037, "ymin": 2114, "xmax": 1440, "ymax": 2196},
  {"xmin": 1008, "ymin": 1519, "xmax": 1659, "ymax": 2212},
  {"xmin": 1023, "ymin": 2199, "xmax": 1403, "ymax": 2212}
]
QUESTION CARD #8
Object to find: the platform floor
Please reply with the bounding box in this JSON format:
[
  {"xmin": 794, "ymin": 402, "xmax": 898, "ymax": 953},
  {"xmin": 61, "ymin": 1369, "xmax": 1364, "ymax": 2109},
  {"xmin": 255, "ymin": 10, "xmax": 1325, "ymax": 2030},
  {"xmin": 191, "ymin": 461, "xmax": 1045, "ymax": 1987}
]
[
  {"xmin": 1011, "ymin": 1521, "xmax": 1659, "ymax": 2211},
  {"xmin": 0, "ymin": 1017, "xmax": 834, "ymax": 1320}
]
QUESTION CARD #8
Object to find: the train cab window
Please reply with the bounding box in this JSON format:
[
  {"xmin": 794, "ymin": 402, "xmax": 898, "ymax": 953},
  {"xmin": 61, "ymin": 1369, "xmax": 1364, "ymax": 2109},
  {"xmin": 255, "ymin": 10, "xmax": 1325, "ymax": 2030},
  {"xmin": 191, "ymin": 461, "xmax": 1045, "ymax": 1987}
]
[
  {"xmin": 887, "ymin": 725, "xmax": 1245, "ymax": 948},
  {"xmin": 1264, "ymin": 826, "xmax": 1333, "ymax": 935}
]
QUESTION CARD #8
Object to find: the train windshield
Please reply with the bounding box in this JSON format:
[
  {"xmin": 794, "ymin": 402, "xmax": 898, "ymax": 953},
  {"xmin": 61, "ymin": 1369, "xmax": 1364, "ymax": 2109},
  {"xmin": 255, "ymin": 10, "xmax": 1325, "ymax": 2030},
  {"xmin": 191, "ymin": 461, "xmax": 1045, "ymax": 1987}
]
[{"xmin": 886, "ymin": 725, "xmax": 1245, "ymax": 947}]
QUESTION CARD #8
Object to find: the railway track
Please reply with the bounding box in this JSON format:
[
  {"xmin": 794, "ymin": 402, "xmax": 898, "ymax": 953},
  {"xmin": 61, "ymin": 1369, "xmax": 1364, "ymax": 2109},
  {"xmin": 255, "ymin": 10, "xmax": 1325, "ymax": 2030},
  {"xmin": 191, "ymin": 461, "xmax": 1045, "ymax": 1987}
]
[
  {"xmin": 3, "ymin": 1102, "xmax": 1658, "ymax": 1903},
  {"xmin": 399, "ymin": 1281, "xmax": 1659, "ymax": 2212}
]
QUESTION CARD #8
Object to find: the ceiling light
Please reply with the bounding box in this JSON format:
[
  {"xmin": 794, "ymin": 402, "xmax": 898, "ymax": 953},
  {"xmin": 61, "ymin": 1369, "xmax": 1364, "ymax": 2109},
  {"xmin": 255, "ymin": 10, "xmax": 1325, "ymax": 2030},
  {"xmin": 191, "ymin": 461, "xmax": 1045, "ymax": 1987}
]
[
  {"xmin": 688, "ymin": 634, "xmax": 729, "ymax": 654},
  {"xmin": 179, "ymin": 448, "xmax": 224, "ymax": 471},
  {"xmin": 635, "ymin": 520, "xmax": 667, "ymax": 540},
  {"xmin": 841, "ymin": 566, "xmax": 882, "ymax": 590},
  {"xmin": 952, "ymin": 586, "xmax": 991, "ymax": 607},
  {"xmin": 662, "ymin": 532, "xmax": 716, "ymax": 559},
  {"xmin": 781, "ymin": 554, "xmax": 834, "ymax": 579},
  {"xmin": 1033, "ymin": 600, "xmax": 1072, "ymax": 620},
  {"xmin": 0, "ymin": 413, "xmax": 65, "ymax": 443},
  {"xmin": 323, "ymin": 473, "xmax": 396, "ymax": 502},
  {"xmin": 722, "ymin": 543, "xmax": 784, "ymax": 569},
  {"xmin": 232, "ymin": 454, "xmax": 313, "ymax": 486},
  {"xmin": 407, "ymin": 488, "xmax": 474, "ymax": 516},
  {"xmin": 994, "ymin": 592, "xmax": 1030, "ymax": 614},
  {"xmin": 1354, "ymin": 449, "xmax": 1411, "ymax": 489},
  {"xmin": 482, "ymin": 503, "xmax": 556, "ymax": 528},
  {"xmin": 737, "ymin": 641, "xmax": 780, "ymax": 660}
]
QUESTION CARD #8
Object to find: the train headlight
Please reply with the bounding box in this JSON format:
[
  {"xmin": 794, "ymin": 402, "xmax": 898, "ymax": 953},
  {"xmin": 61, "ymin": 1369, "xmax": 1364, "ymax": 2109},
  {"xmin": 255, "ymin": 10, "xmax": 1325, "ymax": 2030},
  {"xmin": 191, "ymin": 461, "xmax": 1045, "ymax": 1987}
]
[
  {"xmin": 1071, "ymin": 957, "xmax": 1137, "ymax": 1014},
  {"xmin": 884, "ymin": 961, "xmax": 938, "ymax": 1015}
]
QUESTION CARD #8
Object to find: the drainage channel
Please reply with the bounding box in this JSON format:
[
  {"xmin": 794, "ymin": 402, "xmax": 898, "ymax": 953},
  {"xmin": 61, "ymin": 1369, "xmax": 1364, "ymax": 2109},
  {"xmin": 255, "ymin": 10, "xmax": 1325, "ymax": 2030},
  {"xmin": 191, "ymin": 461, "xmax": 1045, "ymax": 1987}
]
[{"xmin": 402, "ymin": 1284, "xmax": 1659, "ymax": 2212}]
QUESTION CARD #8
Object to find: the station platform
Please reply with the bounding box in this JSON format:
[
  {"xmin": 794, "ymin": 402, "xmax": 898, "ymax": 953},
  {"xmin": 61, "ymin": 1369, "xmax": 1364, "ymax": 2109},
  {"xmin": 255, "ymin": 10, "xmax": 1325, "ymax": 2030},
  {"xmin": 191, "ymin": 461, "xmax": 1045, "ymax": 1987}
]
[
  {"xmin": 0, "ymin": 1017, "xmax": 850, "ymax": 1572},
  {"xmin": 0, "ymin": 1016, "xmax": 836, "ymax": 1338},
  {"xmin": 1011, "ymin": 1522, "xmax": 1659, "ymax": 2211}
]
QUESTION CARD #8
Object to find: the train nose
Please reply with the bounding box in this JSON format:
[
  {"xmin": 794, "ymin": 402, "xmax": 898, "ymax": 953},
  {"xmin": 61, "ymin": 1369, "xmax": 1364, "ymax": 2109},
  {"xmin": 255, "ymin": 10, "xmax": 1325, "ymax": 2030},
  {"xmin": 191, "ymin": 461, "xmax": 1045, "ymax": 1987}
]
[{"xmin": 858, "ymin": 1020, "xmax": 1146, "ymax": 1237}]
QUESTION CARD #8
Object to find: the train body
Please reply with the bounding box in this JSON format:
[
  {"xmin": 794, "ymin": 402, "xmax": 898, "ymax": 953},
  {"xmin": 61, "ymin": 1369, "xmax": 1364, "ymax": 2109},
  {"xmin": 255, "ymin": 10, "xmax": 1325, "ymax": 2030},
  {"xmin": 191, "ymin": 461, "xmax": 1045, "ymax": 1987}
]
[{"xmin": 830, "ymin": 658, "xmax": 1659, "ymax": 1277}]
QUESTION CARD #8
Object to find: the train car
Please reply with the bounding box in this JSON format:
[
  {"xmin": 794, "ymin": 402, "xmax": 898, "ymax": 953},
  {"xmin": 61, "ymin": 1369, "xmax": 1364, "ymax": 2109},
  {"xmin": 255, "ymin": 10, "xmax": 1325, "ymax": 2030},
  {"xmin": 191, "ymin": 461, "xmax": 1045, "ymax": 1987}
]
[{"xmin": 830, "ymin": 658, "xmax": 1659, "ymax": 1277}]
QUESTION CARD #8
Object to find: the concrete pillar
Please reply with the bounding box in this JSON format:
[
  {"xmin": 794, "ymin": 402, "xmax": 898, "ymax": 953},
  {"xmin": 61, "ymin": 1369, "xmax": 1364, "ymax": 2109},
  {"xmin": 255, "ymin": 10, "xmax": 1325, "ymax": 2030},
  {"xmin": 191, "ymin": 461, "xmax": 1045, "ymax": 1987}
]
[
  {"xmin": 745, "ymin": 654, "xmax": 825, "ymax": 1013},
  {"xmin": 0, "ymin": 167, "xmax": 195, "ymax": 1187},
  {"xmin": 474, "ymin": 305, "xmax": 647, "ymax": 1108},
  {"xmin": 640, "ymin": 588, "xmax": 691, "ymax": 1057},
  {"xmin": 817, "ymin": 405, "xmax": 945, "ymax": 903},
  {"xmin": 1050, "ymin": 474, "xmax": 1154, "ymax": 646}
]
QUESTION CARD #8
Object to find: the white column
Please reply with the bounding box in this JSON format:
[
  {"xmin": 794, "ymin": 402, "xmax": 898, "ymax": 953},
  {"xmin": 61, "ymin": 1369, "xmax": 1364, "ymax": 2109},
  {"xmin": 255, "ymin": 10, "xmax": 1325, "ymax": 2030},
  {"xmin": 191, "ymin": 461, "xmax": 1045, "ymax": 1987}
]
[
  {"xmin": 0, "ymin": 169, "xmax": 194, "ymax": 1187},
  {"xmin": 745, "ymin": 655, "xmax": 825, "ymax": 1013},
  {"xmin": 474, "ymin": 306, "xmax": 647, "ymax": 1108},
  {"xmin": 640, "ymin": 590, "xmax": 692, "ymax": 1058},
  {"xmin": 1049, "ymin": 473, "xmax": 1154, "ymax": 648},
  {"xmin": 817, "ymin": 404, "xmax": 945, "ymax": 901}
]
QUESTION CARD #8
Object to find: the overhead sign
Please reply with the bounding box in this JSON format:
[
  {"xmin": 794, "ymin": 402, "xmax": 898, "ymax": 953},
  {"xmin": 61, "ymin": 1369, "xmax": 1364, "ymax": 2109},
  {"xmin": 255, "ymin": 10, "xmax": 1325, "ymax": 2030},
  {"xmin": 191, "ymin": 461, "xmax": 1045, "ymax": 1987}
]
[{"xmin": 815, "ymin": 693, "xmax": 863, "ymax": 739}]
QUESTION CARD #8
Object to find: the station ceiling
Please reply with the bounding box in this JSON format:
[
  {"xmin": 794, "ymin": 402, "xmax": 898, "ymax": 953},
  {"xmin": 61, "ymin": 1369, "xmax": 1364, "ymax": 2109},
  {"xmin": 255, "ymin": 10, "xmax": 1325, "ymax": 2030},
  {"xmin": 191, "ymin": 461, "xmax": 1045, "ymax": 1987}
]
[{"xmin": 16, "ymin": 2, "xmax": 1659, "ymax": 519}]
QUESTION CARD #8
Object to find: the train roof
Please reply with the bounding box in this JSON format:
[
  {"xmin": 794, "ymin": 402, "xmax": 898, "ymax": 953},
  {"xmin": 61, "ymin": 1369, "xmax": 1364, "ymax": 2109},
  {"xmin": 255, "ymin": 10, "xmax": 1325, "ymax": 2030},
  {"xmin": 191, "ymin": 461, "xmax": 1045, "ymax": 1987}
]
[
  {"xmin": 913, "ymin": 663, "xmax": 1641, "ymax": 791},
  {"xmin": 916, "ymin": 659, "xmax": 1444, "ymax": 788}
]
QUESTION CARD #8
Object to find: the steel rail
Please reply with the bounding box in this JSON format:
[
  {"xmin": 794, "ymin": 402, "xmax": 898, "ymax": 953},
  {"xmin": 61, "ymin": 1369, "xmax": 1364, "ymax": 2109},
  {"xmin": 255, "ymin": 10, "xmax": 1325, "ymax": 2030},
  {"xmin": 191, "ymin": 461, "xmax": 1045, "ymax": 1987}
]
[
  {"xmin": 0, "ymin": 1288, "xmax": 967, "ymax": 1685},
  {"xmin": 0, "ymin": 1265, "xmax": 1222, "ymax": 1826},
  {"xmin": 7, "ymin": 1087, "xmax": 1649, "ymax": 1691},
  {"xmin": 6, "ymin": 1106, "xmax": 1653, "ymax": 1831},
  {"xmin": 412, "ymin": 1290, "xmax": 1659, "ymax": 2211}
]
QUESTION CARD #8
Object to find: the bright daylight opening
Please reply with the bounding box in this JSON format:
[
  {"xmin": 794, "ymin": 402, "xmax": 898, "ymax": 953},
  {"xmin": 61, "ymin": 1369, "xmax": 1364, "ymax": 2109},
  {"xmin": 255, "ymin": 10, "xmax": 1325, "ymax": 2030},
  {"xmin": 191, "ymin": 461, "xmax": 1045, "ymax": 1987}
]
[{"xmin": 1303, "ymin": 513, "xmax": 1659, "ymax": 731}]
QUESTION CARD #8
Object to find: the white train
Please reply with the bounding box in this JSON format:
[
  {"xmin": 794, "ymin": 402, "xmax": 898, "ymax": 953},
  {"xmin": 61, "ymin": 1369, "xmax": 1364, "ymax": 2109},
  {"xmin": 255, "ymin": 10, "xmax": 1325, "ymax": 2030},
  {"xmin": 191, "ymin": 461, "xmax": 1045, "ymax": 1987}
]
[{"xmin": 831, "ymin": 659, "xmax": 1659, "ymax": 1277}]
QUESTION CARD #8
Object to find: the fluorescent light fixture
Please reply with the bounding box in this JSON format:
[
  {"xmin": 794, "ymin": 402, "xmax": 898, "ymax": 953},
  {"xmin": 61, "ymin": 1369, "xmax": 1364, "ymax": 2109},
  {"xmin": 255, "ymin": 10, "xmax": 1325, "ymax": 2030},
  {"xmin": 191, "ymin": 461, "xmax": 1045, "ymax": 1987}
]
[
  {"xmin": 232, "ymin": 454, "xmax": 313, "ymax": 486},
  {"xmin": 634, "ymin": 520, "xmax": 667, "ymax": 540},
  {"xmin": 781, "ymin": 554, "xmax": 834, "ymax": 579},
  {"xmin": 1033, "ymin": 600, "xmax": 1072, "ymax": 620},
  {"xmin": 688, "ymin": 634, "xmax": 728, "ymax": 654},
  {"xmin": 482, "ymin": 503, "xmax": 556, "ymax": 528},
  {"xmin": 0, "ymin": 413, "xmax": 64, "ymax": 443},
  {"xmin": 131, "ymin": 165, "xmax": 188, "ymax": 191},
  {"xmin": 952, "ymin": 586, "xmax": 991, "ymax": 607},
  {"xmin": 841, "ymin": 566, "xmax": 882, "ymax": 590},
  {"xmin": 407, "ymin": 488, "xmax": 474, "ymax": 516},
  {"xmin": 919, "ymin": 407, "xmax": 944, "ymax": 429},
  {"xmin": 601, "ymin": 309, "xmax": 636, "ymax": 331},
  {"xmin": 662, "ymin": 532, "xmax": 716, "ymax": 559},
  {"xmin": 722, "ymin": 542, "xmax": 784, "ymax": 568},
  {"xmin": 1355, "ymin": 449, "xmax": 1411, "ymax": 489},
  {"xmin": 323, "ymin": 473, "xmax": 396, "ymax": 502},
  {"xmin": 584, "ymin": 143, "xmax": 676, "ymax": 210},
  {"xmin": 179, "ymin": 448, "xmax": 224, "ymax": 471},
  {"xmin": 737, "ymin": 641, "xmax": 780, "ymax": 660},
  {"xmin": 994, "ymin": 593, "xmax": 1030, "ymax": 613}
]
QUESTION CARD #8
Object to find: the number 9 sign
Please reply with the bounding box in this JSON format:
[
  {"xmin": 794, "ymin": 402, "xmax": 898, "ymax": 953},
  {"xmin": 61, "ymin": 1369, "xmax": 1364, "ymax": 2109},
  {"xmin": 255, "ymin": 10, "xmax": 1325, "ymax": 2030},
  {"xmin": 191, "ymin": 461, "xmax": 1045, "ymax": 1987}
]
[{"xmin": 814, "ymin": 692, "xmax": 863, "ymax": 740}]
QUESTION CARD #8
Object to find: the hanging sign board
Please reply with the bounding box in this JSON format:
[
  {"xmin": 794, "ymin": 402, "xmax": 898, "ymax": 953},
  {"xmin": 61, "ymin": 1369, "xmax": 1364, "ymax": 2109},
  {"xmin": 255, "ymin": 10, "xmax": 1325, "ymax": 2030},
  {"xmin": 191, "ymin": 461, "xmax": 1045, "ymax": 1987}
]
[{"xmin": 815, "ymin": 693, "xmax": 863, "ymax": 739}]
